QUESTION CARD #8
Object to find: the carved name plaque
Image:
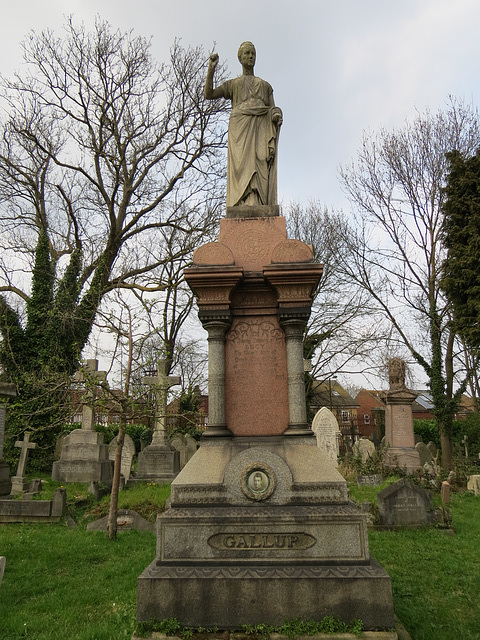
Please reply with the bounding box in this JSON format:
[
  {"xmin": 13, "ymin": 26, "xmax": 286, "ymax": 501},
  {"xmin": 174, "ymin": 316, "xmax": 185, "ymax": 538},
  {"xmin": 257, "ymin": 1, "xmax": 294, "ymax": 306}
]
[{"xmin": 208, "ymin": 532, "xmax": 316, "ymax": 550}]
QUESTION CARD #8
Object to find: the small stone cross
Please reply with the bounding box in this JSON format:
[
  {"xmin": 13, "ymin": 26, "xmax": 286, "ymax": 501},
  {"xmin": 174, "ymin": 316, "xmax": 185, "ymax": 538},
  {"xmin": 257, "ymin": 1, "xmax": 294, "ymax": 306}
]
[
  {"xmin": 73, "ymin": 359, "xmax": 107, "ymax": 430},
  {"xmin": 143, "ymin": 360, "xmax": 180, "ymax": 446},
  {"xmin": 14, "ymin": 432, "xmax": 37, "ymax": 477}
]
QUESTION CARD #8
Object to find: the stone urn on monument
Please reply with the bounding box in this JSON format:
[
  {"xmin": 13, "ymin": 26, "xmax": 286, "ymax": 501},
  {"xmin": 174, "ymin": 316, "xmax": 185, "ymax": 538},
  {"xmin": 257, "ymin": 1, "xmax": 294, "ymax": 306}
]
[{"xmin": 137, "ymin": 43, "xmax": 395, "ymax": 632}]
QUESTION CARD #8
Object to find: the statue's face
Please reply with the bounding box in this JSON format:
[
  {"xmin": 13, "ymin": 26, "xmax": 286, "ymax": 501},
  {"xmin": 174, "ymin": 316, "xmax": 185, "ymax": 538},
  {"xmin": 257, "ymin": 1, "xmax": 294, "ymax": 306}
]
[{"xmin": 239, "ymin": 44, "xmax": 256, "ymax": 70}]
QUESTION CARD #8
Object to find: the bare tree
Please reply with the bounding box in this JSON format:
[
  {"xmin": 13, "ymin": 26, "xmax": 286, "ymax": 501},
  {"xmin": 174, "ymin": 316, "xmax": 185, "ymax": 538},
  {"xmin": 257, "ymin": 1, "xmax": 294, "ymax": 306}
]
[
  {"xmin": 0, "ymin": 18, "xmax": 226, "ymax": 450},
  {"xmin": 339, "ymin": 98, "xmax": 480, "ymax": 467},
  {"xmin": 284, "ymin": 201, "xmax": 389, "ymax": 382}
]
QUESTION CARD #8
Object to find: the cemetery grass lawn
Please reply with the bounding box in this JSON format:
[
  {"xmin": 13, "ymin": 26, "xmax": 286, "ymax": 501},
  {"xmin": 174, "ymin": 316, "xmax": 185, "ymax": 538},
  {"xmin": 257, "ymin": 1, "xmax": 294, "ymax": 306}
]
[
  {"xmin": 1, "ymin": 482, "xmax": 479, "ymax": 640},
  {"xmin": 368, "ymin": 492, "xmax": 480, "ymax": 640},
  {"xmin": 0, "ymin": 525, "xmax": 155, "ymax": 640}
]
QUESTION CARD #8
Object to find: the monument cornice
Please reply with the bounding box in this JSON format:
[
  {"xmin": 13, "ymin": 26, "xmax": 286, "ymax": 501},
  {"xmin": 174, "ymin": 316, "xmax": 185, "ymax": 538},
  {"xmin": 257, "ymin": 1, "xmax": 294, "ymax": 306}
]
[
  {"xmin": 382, "ymin": 388, "xmax": 417, "ymax": 405},
  {"xmin": 263, "ymin": 263, "xmax": 323, "ymax": 306},
  {"xmin": 184, "ymin": 266, "xmax": 244, "ymax": 312}
]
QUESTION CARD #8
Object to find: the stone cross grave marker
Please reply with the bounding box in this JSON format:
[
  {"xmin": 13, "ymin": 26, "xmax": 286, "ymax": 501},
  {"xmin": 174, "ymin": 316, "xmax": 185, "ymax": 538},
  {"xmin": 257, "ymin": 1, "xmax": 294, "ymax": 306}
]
[
  {"xmin": 142, "ymin": 360, "xmax": 180, "ymax": 446},
  {"xmin": 15, "ymin": 433, "xmax": 37, "ymax": 477},
  {"xmin": 73, "ymin": 359, "xmax": 107, "ymax": 430}
]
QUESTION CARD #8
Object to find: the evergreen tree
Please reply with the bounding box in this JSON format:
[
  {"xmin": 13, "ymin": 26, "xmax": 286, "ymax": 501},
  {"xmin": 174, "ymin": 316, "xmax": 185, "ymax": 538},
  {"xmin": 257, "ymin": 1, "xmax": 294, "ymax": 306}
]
[{"xmin": 442, "ymin": 150, "xmax": 480, "ymax": 353}]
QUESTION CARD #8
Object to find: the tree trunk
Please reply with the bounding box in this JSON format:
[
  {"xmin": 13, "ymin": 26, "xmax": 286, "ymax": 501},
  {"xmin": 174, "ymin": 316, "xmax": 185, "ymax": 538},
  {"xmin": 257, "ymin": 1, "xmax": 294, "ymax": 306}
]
[
  {"xmin": 107, "ymin": 417, "xmax": 126, "ymax": 541},
  {"xmin": 440, "ymin": 430, "xmax": 453, "ymax": 469}
]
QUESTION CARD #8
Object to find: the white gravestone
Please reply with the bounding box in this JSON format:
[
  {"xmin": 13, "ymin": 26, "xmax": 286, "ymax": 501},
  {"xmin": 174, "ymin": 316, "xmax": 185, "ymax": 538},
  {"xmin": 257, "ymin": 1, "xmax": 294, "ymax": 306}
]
[
  {"xmin": 109, "ymin": 433, "xmax": 136, "ymax": 482},
  {"xmin": 311, "ymin": 407, "xmax": 341, "ymax": 466}
]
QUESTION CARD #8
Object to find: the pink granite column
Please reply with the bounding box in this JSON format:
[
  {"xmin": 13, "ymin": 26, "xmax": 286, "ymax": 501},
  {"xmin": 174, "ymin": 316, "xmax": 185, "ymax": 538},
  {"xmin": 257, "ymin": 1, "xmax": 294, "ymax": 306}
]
[
  {"xmin": 203, "ymin": 320, "xmax": 231, "ymax": 437},
  {"xmin": 280, "ymin": 318, "xmax": 311, "ymax": 435}
]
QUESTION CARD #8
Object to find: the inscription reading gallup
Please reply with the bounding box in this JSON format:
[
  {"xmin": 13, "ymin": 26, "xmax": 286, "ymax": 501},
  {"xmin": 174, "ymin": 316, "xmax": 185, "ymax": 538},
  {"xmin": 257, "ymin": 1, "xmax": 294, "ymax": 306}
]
[{"xmin": 208, "ymin": 532, "xmax": 316, "ymax": 550}]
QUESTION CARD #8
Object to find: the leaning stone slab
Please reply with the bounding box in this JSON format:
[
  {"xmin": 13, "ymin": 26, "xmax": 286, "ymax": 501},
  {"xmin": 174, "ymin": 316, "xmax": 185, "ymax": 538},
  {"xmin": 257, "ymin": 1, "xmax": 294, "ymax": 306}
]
[
  {"xmin": 357, "ymin": 474, "xmax": 383, "ymax": 487},
  {"xmin": 86, "ymin": 508, "xmax": 154, "ymax": 533},
  {"xmin": 0, "ymin": 556, "xmax": 5, "ymax": 587}
]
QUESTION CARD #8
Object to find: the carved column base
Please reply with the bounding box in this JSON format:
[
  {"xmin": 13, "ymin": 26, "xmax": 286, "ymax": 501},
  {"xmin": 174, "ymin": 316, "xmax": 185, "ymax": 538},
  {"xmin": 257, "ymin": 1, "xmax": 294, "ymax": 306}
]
[
  {"xmin": 284, "ymin": 424, "xmax": 315, "ymax": 437},
  {"xmin": 202, "ymin": 426, "xmax": 232, "ymax": 438}
]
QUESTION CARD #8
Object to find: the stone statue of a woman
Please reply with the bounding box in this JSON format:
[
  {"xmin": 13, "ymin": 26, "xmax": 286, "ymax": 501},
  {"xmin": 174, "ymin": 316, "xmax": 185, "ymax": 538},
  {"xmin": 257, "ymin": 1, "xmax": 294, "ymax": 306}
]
[{"xmin": 204, "ymin": 42, "xmax": 283, "ymax": 208}]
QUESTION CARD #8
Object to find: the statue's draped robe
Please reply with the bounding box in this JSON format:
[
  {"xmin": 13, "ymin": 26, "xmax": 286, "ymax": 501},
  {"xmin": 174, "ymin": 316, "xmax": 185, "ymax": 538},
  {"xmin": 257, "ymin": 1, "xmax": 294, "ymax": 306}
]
[{"xmin": 218, "ymin": 75, "xmax": 281, "ymax": 207}]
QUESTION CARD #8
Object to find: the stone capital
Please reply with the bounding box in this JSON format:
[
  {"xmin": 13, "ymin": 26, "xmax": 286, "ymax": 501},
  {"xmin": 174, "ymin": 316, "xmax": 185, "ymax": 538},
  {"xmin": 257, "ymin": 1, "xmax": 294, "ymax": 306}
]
[
  {"xmin": 382, "ymin": 388, "xmax": 417, "ymax": 406},
  {"xmin": 184, "ymin": 266, "xmax": 244, "ymax": 320},
  {"xmin": 279, "ymin": 316, "xmax": 308, "ymax": 336},
  {"xmin": 264, "ymin": 263, "xmax": 323, "ymax": 310}
]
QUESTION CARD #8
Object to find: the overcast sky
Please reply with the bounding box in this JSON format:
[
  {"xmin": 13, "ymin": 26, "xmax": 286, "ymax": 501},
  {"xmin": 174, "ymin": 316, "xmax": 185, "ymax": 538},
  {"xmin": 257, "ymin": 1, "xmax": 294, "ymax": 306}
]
[
  {"xmin": 2, "ymin": 0, "xmax": 479, "ymax": 211},
  {"xmin": 2, "ymin": 0, "xmax": 479, "ymax": 387}
]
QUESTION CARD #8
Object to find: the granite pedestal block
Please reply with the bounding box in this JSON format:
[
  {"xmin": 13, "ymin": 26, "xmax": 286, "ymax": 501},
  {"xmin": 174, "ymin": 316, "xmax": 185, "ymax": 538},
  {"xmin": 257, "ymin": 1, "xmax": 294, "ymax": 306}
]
[
  {"xmin": 137, "ymin": 437, "xmax": 395, "ymax": 630},
  {"xmin": 51, "ymin": 429, "xmax": 113, "ymax": 483}
]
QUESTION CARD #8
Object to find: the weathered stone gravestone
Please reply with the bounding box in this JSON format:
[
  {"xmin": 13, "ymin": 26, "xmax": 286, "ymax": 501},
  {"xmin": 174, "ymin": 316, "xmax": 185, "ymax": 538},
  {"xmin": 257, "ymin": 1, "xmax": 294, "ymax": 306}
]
[
  {"xmin": 377, "ymin": 478, "xmax": 435, "ymax": 526},
  {"xmin": 108, "ymin": 433, "xmax": 135, "ymax": 483},
  {"xmin": 52, "ymin": 360, "xmax": 113, "ymax": 484},
  {"xmin": 441, "ymin": 480, "xmax": 451, "ymax": 504},
  {"xmin": 54, "ymin": 433, "xmax": 67, "ymax": 460},
  {"xmin": 133, "ymin": 360, "xmax": 180, "ymax": 484},
  {"xmin": 427, "ymin": 441, "xmax": 438, "ymax": 459},
  {"xmin": 170, "ymin": 435, "xmax": 187, "ymax": 469},
  {"xmin": 467, "ymin": 475, "xmax": 480, "ymax": 495},
  {"xmin": 170, "ymin": 434, "xmax": 199, "ymax": 470},
  {"xmin": 11, "ymin": 433, "xmax": 37, "ymax": 495},
  {"xmin": 353, "ymin": 437, "xmax": 376, "ymax": 464},
  {"xmin": 357, "ymin": 474, "xmax": 383, "ymax": 487},
  {"xmin": 87, "ymin": 509, "xmax": 155, "ymax": 533},
  {"xmin": 311, "ymin": 407, "xmax": 340, "ymax": 466},
  {"xmin": 0, "ymin": 556, "xmax": 5, "ymax": 587},
  {"xmin": 415, "ymin": 441, "xmax": 433, "ymax": 467},
  {"xmin": 185, "ymin": 434, "xmax": 198, "ymax": 462},
  {"xmin": 0, "ymin": 382, "xmax": 17, "ymax": 496}
]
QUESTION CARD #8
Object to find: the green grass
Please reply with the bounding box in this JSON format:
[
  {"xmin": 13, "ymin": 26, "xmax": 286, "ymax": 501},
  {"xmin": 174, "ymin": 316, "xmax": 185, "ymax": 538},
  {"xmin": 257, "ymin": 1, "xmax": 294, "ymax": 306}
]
[
  {"xmin": 1, "ymin": 482, "xmax": 480, "ymax": 639},
  {"xmin": 368, "ymin": 492, "xmax": 480, "ymax": 640},
  {"xmin": 0, "ymin": 525, "xmax": 155, "ymax": 639}
]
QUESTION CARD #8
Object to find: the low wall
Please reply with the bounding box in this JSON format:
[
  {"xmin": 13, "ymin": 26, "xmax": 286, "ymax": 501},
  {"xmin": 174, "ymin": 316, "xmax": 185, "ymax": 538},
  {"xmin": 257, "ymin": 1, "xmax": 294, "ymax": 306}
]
[{"xmin": 0, "ymin": 488, "xmax": 66, "ymax": 523}]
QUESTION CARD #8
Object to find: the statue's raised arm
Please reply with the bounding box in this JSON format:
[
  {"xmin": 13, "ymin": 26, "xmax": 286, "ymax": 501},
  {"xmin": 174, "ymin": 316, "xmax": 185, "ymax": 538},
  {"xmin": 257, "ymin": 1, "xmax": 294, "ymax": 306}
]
[{"xmin": 204, "ymin": 42, "xmax": 282, "ymax": 209}]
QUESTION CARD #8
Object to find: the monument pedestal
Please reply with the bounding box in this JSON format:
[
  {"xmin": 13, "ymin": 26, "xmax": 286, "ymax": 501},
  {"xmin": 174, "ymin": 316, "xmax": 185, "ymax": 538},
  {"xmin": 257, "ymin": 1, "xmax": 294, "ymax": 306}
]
[
  {"xmin": 137, "ymin": 437, "xmax": 394, "ymax": 630},
  {"xmin": 137, "ymin": 210, "xmax": 394, "ymax": 630},
  {"xmin": 10, "ymin": 476, "xmax": 30, "ymax": 495},
  {"xmin": 52, "ymin": 430, "xmax": 113, "ymax": 484},
  {"xmin": 131, "ymin": 444, "xmax": 180, "ymax": 484},
  {"xmin": 384, "ymin": 386, "xmax": 422, "ymax": 474}
]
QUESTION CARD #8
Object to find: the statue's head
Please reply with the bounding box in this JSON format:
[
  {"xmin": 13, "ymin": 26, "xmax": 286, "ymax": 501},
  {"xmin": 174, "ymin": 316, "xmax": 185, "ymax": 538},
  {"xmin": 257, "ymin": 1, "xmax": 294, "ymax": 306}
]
[{"xmin": 238, "ymin": 41, "xmax": 256, "ymax": 66}]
